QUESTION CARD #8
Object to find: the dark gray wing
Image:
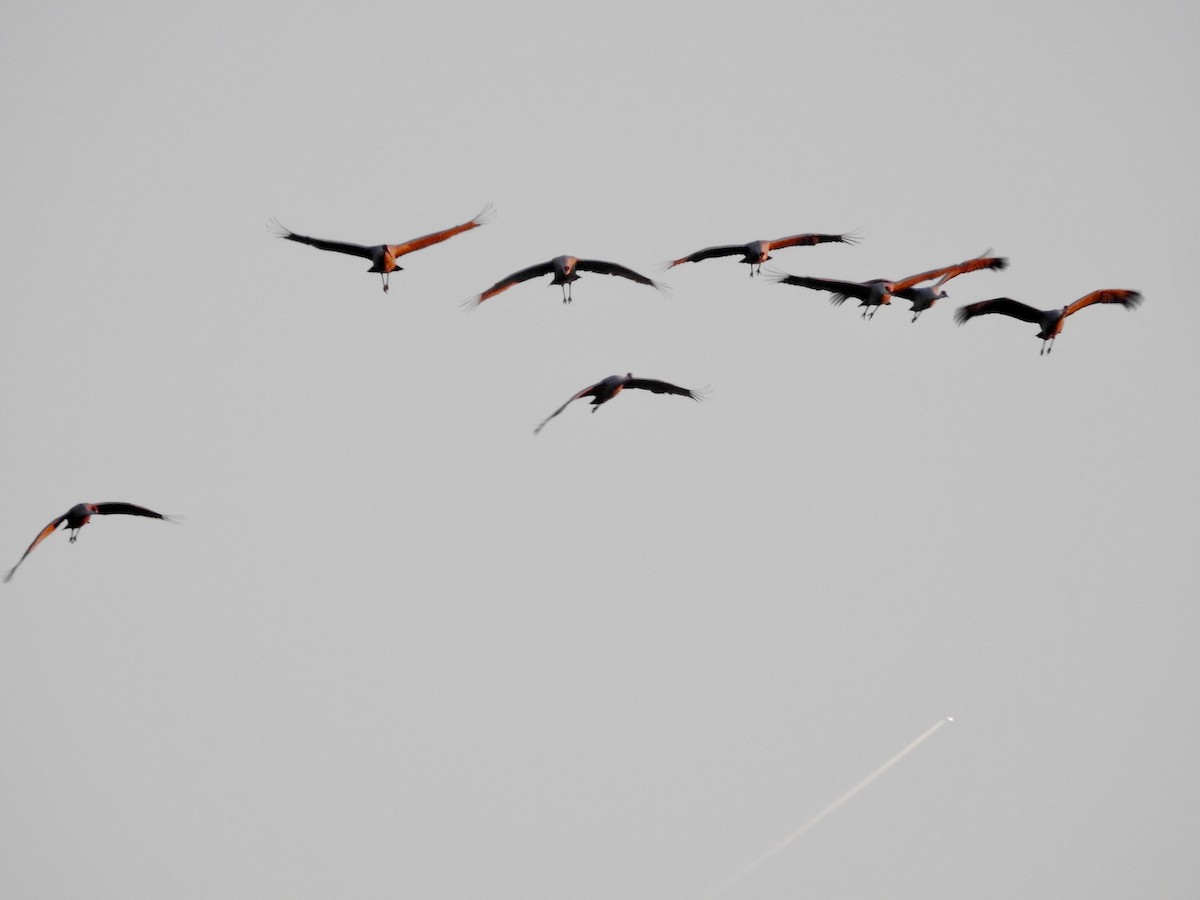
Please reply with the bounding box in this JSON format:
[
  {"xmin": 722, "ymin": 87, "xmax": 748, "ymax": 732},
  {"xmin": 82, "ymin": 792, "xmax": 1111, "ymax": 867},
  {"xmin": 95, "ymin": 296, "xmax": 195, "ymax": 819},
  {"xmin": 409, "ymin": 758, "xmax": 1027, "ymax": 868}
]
[
  {"xmin": 93, "ymin": 502, "xmax": 170, "ymax": 520},
  {"xmin": 667, "ymin": 244, "xmax": 748, "ymax": 266},
  {"xmin": 955, "ymin": 297, "xmax": 1044, "ymax": 325},
  {"xmin": 625, "ymin": 378, "xmax": 702, "ymax": 400},
  {"xmin": 575, "ymin": 259, "xmax": 660, "ymax": 288},
  {"xmin": 770, "ymin": 274, "xmax": 873, "ymax": 305},
  {"xmin": 270, "ymin": 220, "xmax": 377, "ymax": 260},
  {"xmin": 469, "ymin": 260, "xmax": 558, "ymax": 306}
]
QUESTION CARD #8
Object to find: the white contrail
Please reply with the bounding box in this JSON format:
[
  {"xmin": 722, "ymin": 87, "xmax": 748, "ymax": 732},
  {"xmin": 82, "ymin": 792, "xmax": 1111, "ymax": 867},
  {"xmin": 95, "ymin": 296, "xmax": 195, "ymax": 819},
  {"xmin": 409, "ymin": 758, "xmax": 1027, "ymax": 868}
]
[{"xmin": 708, "ymin": 716, "xmax": 954, "ymax": 898}]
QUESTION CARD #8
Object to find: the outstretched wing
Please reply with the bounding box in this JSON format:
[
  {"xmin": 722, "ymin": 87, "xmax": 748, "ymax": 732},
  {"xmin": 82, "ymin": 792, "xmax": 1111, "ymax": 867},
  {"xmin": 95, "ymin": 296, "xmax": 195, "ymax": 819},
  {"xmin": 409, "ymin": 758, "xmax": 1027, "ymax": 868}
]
[
  {"xmin": 386, "ymin": 203, "xmax": 494, "ymax": 258},
  {"xmin": 767, "ymin": 232, "xmax": 859, "ymax": 250},
  {"xmin": 769, "ymin": 274, "xmax": 873, "ymax": 305},
  {"xmin": 892, "ymin": 254, "xmax": 1008, "ymax": 292},
  {"xmin": 4, "ymin": 515, "xmax": 66, "ymax": 583},
  {"xmin": 93, "ymin": 502, "xmax": 170, "ymax": 521},
  {"xmin": 955, "ymin": 297, "xmax": 1044, "ymax": 325},
  {"xmin": 625, "ymin": 378, "xmax": 703, "ymax": 400},
  {"xmin": 932, "ymin": 254, "xmax": 1007, "ymax": 288},
  {"xmin": 534, "ymin": 383, "xmax": 601, "ymax": 435},
  {"xmin": 467, "ymin": 260, "xmax": 557, "ymax": 307},
  {"xmin": 269, "ymin": 220, "xmax": 377, "ymax": 260},
  {"xmin": 575, "ymin": 259, "xmax": 662, "ymax": 290},
  {"xmin": 1063, "ymin": 289, "xmax": 1143, "ymax": 318},
  {"xmin": 667, "ymin": 244, "xmax": 748, "ymax": 267}
]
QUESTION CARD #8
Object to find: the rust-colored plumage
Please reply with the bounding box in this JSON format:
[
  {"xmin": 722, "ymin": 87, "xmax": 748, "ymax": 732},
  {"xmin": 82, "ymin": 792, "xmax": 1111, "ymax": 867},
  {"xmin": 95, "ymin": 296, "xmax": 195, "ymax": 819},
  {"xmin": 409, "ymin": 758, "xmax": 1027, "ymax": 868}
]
[
  {"xmin": 5, "ymin": 502, "xmax": 175, "ymax": 583},
  {"xmin": 534, "ymin": 373, "xmax": 704, "ymax": 435},
  {"xmin": 668, "ymin": 232, "xmax": 857, "ymax": 276},
  {"xmin": 889, "ymin": 253, "xmax": 1008, "ymax": 321},
  {"xmin": 955, "ymin": 289, "xmax": 1143, "ymax": 353},
  {"xmin": 271, "ymin": 204, "xmax": 492, "ymax": 292},
  {"xmin": 769, "ymin": 252, "xmax": 1008, "ymax": 321},
  {"xmin": 467, "ymin": 255, "xmax": 664, "ymax": 306}
]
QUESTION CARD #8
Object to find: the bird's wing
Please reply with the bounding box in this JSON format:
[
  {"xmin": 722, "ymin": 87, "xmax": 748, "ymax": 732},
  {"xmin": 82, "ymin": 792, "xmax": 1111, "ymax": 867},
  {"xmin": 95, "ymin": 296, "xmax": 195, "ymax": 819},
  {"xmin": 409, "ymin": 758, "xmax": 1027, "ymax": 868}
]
[
  {"xmin": 769, "ymin": 274, "xmax": 872, "ymax": 305},
  {"xmin": 890, "ymin": 265, "xmax": 960, "ymax": 292},
  {"xmin": 93, "ymin": 502, "xmax": 170, "ymax": 520},
  {"xmin": 534, "ymin": 384, "xmax": 600, "ymax": 435},
  {"xmin": 667, "ymin": 244, "xmax": 747, "ymax": 266},
  {"xmin": 386, "ymin": 203, "xmax": 494, "ymax": 258},
  {"xmin": 625, "ymin": 378, "xmax": 703, "ymax": 400},
  {"xmin": 893, "ymin": 255, "xmax": 1008, "ymax": 292},
  {"xmin": 768, "ymin": 232, "xmax": 859, "ymax": 250},
  {"xmin": 269, "ymin": 221, "xmax": 377, "ymax": 260},
  {"xmin": 954, "ymin": 297, "xmax": 1044, "ymax": 325},
  {"xmin": 467, "ymin": 260, "xmax": 557, "ymax": 307},
  {"xmin": 575, "ymin": 259, "xmax": 661, "ymax": 288},
  {"xmin": 1063, "ymin": 289, "xmax": 1143, "ymax": 317},
  {"xmin": 4, "ymin": 515, "xmax": 66, "ymax": 583},
  {"xmin": 932, "ymin": 254, "xmax": 1008, "ymax": 287}
]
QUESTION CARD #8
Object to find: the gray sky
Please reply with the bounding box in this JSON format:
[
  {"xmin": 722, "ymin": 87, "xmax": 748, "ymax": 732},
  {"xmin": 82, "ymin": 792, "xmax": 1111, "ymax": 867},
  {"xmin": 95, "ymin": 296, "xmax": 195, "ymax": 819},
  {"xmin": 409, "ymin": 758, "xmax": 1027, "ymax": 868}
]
[{"xmin": 2, "ymin": 1, "xmax": 1198, "ymax": 897}]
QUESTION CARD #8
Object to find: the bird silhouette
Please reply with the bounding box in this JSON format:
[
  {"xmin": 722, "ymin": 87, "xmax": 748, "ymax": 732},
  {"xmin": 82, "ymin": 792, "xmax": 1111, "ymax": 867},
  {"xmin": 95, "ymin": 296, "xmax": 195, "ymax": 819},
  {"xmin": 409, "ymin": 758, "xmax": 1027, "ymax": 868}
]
[
  {"xmin": 271, "ymin": 204, "xmax": 492, "ymax": 292},
  {"xmin": 534, "ymin": 373, "xmax": 703, "ymax": 435},
  {"xmin": 955, "ymin": 292, "xmax": 1142, "ymax": 355},
  {"xmin": 955, "ymin": 289, "xmax": 1143, "ymax": 354},
  {"xmin": 5, "ymin": 502, "xmax": 176, "ymax": 583},
  {"xmin": 889, "ymin": 253, "xmax": 1008, "ymax": 321},
  {"xmin": 667, "ymin": 232, "xmax": 857, "ymax": 276},
  {"xmin": 467, "ymin": 256, "xmax": 664, "ymax": 306}
]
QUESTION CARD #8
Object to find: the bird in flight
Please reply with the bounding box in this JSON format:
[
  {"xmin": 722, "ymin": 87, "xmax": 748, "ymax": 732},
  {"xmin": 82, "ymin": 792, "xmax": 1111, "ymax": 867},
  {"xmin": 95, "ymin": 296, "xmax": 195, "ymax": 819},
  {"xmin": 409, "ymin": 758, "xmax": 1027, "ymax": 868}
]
[
  {"xmin": 535, "ymin": 373, "xmax": 704, "ymax": 435},
  {"xmin": 5, "ymin": 502, "xmax": 175, "ymax": 583},
  {"xmin": 955, "ymin": 289, "xmax": 1143, "ymax": 353},
  {"xmin": 769, "ymin": 255, "xmax": 1006, "ymax": 321},
  {"xmin": 466, "ymin": 255, "xmax": 664, "ymax": 306},
  {"xmin": 767, "ymin": 273, "xmax": 898, "ymax": 319},
  {"xmin": 889, "ymin": 253, "xmax": 1008, "ymax": 321},
  {"xmin": 271, "ymin": 204, "xmax": 493, "ymax": 292},
  {"xmin": 667, "ymin": 232, "xmax": 858, "ymax": 277}
]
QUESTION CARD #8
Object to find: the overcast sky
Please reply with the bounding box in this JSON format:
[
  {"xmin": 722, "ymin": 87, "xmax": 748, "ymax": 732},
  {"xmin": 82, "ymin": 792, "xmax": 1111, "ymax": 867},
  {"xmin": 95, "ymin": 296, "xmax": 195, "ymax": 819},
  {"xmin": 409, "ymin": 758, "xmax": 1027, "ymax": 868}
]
[{"xmin": 2, "ymin": 1, "xmax": 1198, "ymax": 897}]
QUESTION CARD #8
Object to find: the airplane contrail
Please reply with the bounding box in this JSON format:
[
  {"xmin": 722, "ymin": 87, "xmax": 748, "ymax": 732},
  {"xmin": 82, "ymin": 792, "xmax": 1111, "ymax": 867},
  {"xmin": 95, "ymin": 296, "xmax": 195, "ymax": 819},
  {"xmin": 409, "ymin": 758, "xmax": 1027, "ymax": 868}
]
[{"xmin": 707, "ymin": 716, "xmax": 954, "ymax": 898}]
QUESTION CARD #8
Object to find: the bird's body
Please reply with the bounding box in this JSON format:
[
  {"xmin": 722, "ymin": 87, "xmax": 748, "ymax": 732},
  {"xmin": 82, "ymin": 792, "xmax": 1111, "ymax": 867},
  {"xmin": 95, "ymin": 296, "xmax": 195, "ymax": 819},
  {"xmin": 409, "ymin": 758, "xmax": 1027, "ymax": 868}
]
[
  {"xmin": 271, "ymin": 204, "xmax": 492, "ymax": 292},
  {"xmin": 668, "ymin": 232, "xmax": 857, "ymax": 276},
  {"xmin": 5, "ymin": 502, "xmax": 174, "ymax": 582},
  {"xmin": 889, "ymin": 253, "xmax": 1008, "ymax": 321},
  {"xmin": 534, "ymin": 373, "xmax": 703, "ymax": 434},
  {"xmin": 771, "ymin": 252, "xmax": 1008, "ymax": 321},
  {"xmin": 955, "ymin": 289, "xmax": 1143, "ymax": 353},
  {"xmin": 769, "ymin": 273, "xmax": 897, "ymax": 319},
  {"xmin": 468, "ymin": 255, "xmax": 663, "ymax": 305}
]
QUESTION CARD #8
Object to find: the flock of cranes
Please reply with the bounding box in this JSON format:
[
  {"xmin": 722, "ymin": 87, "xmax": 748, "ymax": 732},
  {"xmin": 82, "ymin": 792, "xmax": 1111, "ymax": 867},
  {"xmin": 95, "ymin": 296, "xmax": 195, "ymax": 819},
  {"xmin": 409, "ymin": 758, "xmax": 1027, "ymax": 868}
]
[{"xmin": 4, "ymin": 204, "xmax": 1143, "ymax": 581}]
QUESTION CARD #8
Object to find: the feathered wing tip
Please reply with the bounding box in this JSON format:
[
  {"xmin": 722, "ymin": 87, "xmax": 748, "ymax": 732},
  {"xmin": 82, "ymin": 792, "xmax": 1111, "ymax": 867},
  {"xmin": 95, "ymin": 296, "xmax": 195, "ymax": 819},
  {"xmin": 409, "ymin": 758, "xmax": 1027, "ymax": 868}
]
[
  {"xmin": 761, "ymin": 267, "xmax": 792, "ymax": 284},
  {"xmin": 839, "ymin": 229, "xmax": 863, "ymax": 246},
  {"xmin": 471, "ymin": 202, "xmax": 496, "ymax": 227},
  {"xmin": 461, "ymin": 293, "xmax": 485, "ymax": 311},
  {"xmin": 267, "ymin": 217, "xmax": 292, "ymax": 238}
]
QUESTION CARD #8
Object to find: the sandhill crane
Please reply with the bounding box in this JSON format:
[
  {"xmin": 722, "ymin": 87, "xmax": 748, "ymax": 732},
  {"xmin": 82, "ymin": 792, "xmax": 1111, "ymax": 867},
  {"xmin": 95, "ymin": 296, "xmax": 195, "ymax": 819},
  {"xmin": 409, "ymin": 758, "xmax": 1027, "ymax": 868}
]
[
  {"xmin": 5, "ymin": 503, "xmax": 175, "ymax": 583},
  {"xmin": 534, "ymin": 373, "xmax": 703, "ymax": 435},
  {"xmin": 466, "ymin": 256, "xmax": 664, "ymax": 306},
  {"xmin": 270, "ymin": 204, "xmax": 493, "ymax": 292},
  {"xmin": 890, "ymin": 253, "xmax": 1008, "ymax": 321},
  {"xmin": 767, "ymin": 273, "xmax": 897, "ymax": 319},
  {"xmin": 955, "ymin": 289, "xmax": 1143, "ymax": 354},
  {"xmin": 667, "ymin": 232, "xmax": 858, "ymax": 276},
  {"xmin": 769, "ymin": 254, "xmax": 1008, "ymax": 321}
]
